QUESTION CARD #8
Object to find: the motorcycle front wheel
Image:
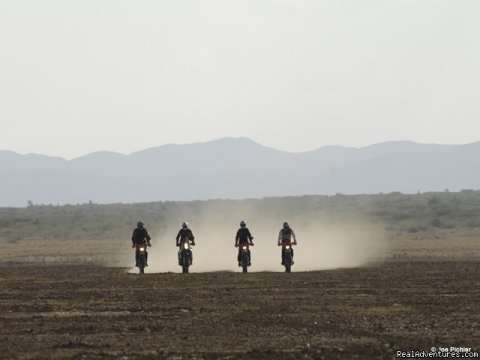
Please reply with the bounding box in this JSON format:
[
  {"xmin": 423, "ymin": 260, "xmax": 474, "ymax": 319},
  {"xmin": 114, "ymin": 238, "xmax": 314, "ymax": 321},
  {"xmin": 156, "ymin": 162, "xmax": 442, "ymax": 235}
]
[
  {"xmin": 242, "ymin": 256, "xmax": 248, "ymax": 273},
  {"xmin": 138, "ymin": 257, "xmax": 146, "ymax": 274},
  {"xmin": 182, "ymin": 252, "xmax": 190, "ymax": 274}
]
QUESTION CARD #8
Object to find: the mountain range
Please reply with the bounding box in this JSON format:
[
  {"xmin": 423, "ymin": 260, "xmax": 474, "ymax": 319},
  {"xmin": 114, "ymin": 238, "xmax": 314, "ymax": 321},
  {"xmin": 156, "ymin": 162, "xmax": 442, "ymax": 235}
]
[{"xmin": 1, "ymin": 137, "xmax": 479, "ymax": 207}]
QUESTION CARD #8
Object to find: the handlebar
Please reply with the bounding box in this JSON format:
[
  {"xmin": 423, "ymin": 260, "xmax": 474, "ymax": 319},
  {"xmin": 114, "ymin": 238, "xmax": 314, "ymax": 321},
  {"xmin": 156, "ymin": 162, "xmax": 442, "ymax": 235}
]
[
  {"xmin": 133, "ymin": 242, "xmax": 152, "ymax": 248},
  {"xmin": 177, "ymin": 242, "xmax": 195, "ymax": 247}
]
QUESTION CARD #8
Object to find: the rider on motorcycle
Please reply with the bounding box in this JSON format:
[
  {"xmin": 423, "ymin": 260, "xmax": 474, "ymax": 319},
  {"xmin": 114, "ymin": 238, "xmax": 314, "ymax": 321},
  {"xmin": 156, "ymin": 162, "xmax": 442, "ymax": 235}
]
[
  {"xmin": 176, "ymin": 221, "xmax": 195, "ymax": 265},
  {"xmin": 235, "ymin": 220, "xmax": 254, "ymax": 266},
  {"xmin": 278, "ymin": 221, "xmax": 297, "ymax": 265},
  {"xmin": 131, "ymin": 221, "xmax": 151, "ymax": 267}
]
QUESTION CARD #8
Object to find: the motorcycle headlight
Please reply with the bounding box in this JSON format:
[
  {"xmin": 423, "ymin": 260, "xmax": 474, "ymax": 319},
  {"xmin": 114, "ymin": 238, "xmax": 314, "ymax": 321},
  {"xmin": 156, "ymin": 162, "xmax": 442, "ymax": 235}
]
[
  {"xmin": 285, "ymin": 245, "xmax": 290, "ymax": 250},
  {"xmin": 139, "ymin": 247, "xmax": 145, "ymax": 252},
  {"xmin": 242, "ymin": 246, "xmax": 247, "ymax": 250},
  {"xmin": 183, "ymin": 243, "xmax": 189, "ymax": 249}
]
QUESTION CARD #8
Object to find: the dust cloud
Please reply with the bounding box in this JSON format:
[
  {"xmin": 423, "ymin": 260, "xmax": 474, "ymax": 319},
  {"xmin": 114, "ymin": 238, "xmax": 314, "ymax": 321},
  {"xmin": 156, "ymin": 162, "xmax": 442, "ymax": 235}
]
[{"xmin": 127, "ymin": 202, "xmax": 387, "ymax": 273}]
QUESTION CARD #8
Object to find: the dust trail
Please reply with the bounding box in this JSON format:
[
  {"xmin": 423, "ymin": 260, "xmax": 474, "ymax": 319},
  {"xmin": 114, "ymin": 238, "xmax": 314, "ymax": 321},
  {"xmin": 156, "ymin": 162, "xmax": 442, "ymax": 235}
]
[{"xmin": 127, "ymin": 202, "xmax": 387, "ymax": 273}]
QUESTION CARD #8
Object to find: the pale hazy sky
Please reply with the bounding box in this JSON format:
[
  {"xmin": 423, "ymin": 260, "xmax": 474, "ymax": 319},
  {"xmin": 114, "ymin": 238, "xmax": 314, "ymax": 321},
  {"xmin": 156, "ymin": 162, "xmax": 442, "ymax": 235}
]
[{"xmin": 1, "ymin": 0, "xmax": 479, "ymax": 159}]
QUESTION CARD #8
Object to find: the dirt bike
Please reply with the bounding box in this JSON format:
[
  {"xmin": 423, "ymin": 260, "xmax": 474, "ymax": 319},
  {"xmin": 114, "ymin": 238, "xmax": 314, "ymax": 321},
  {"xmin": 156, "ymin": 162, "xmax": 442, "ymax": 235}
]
[
  {"xmin": 179, "ymin": 240, "xmax": 194, "ymax": 274},
  {"xmin": 135, "ymin": 243, "xmax": 149, "ymax": 274},
  {"xmin": 281, "ymin": 242, "xmax": 296, "ymax": 273},
  {"xmin": 238, "ymin": 243, "xmax": 253, "ymax": 273}
]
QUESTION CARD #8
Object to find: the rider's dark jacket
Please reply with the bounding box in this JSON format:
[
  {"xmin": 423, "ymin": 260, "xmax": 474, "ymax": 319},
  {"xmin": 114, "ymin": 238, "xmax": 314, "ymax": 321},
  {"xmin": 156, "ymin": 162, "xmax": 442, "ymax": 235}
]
[
  {"xmin": 132, "ymin": 228, "xmax": 151, "ymax": 245},
  {"xmin": 235, "ymin": 227, "xmax": 253, "ymax": 246},
  {"xmin": 176, "ymin": 228, "xmax": 195, "ymax": 246}
]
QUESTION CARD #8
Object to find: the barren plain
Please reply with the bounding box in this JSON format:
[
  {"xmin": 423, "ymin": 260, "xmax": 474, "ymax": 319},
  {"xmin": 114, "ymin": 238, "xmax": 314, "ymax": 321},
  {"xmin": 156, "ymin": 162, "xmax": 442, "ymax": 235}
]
[{"xmin": 1, "ymin": 232, "xmax": 480, "ymax": 359}]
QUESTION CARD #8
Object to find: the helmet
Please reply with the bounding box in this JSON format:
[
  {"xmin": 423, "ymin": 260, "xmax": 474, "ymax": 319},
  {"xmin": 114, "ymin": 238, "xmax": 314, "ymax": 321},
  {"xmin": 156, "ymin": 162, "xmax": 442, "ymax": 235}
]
[
  {"xmin": 182, "ymin": 221, "xmax": 188, "ymax": 229},
  {"xmin": 137, "ymin": 221, "xmax": 144, "ymax": 229},
  {"xmin": 283, "ymin": 222, "xmax": 289, "ymax": 229},
  {"xmin": 240, "ymin": 220, "xmax": 246, "ymax": 228}
]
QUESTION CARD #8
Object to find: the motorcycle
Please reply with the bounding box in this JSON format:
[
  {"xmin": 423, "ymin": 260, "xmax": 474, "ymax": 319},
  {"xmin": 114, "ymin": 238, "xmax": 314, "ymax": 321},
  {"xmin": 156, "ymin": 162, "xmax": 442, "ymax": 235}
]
[
  {"xmin": 179, "ymin": 240, "xmax": 194, "ymax": 274},
  {"xmin": 135, "ymin": 243, "xmax": 149, "ymax": 274},
  {"xmin": 280, "ymin": 242, "xmax": 296, "ymax": 273},
  {"xmin": 238, "ymin": 243, "xmax": 253, "ymax": 273}
]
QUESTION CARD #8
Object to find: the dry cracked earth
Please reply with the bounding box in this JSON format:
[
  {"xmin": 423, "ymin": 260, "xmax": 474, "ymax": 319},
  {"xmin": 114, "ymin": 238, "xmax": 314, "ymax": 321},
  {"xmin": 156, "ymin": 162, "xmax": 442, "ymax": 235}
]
[{"xmin": 1, "ymin": 260, "xmax": 480, "ymax": 359}]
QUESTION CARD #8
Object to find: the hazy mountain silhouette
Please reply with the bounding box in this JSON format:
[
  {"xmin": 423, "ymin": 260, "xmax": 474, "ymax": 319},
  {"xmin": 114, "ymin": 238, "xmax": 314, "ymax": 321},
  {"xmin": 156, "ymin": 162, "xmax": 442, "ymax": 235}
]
[{"xmin": 1, "ymin": 137, "xmax": 479, "ymax": 207}]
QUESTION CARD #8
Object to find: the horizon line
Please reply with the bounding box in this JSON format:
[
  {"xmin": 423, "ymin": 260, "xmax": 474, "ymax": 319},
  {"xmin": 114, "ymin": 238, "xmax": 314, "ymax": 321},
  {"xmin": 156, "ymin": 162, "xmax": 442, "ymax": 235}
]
[{"xmin": 0, "ymin": 137, "xmax": 476, "ymax": 161}]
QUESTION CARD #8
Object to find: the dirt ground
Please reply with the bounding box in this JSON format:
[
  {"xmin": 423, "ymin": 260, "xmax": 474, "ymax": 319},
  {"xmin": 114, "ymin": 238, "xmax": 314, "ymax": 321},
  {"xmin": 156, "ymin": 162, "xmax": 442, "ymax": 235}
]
[{"xmin": 1, "ymin": 258, "xmax": 480, "ymax": 360}]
